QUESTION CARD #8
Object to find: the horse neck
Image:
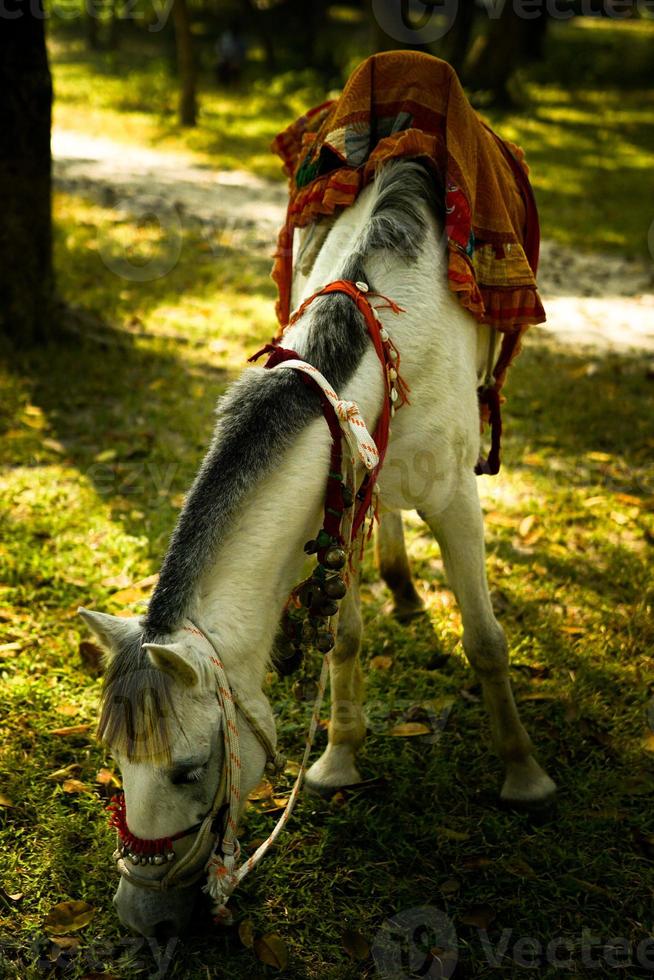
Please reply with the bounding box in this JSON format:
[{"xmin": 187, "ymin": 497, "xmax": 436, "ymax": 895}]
[{"xmin": 187, "ymin": 417, "xmax": 331, "ymax": 695}]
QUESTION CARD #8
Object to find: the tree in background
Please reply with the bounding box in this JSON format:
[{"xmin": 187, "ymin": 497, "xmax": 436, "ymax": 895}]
[
  {"xmin": 463, "ymin": 6, "xmax": 550, "ymax": 104},
  {"xmin": 172, "ymin": 0, "xmax": 197, "ymax": 126},
  {"xmin": 0, "ymin": 1, "xmax": 54, "ymax": 345},
  {"xmin": 367, "ymin": 0, "xmax": 550, "ymax": 104}
]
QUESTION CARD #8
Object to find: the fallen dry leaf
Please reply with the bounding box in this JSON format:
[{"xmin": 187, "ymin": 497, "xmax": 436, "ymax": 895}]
[
  {"xmin": 614, "ymin": 492, "xmax": 643, "ymax": 507},
  {"xmin": 586, "ymin": 451, "xmax": 612, "ymax": 463},
  {"xmin": 50, "ymin": 936, "xmax": 81, "ymax": 953},
  {"xmin": 485, "ymin": 511, "xmax": 518, "ymax": 528},
  {"xmin": 238, "ymin": 919, "xmax": 255, "ymax": 949},
  {"xmin": 62, "ymin": 779, "xmax": 89, "ymax": 794},
  {"xmin": 642, "ymin": 732, "xmax": 654, "ymax": 754},
  {"xmin": 390, "ymin": 722, "xmax": 431, "ymax": 737},
  {"xmin": 0, "ymin": 886, "xmax": 24, "ymax": 903},
  {"xmin": 370, "ymin": 655, "xmax": 393, "ymax": 670},
  {"xmin": 253, "ymin": 933, "xmax": 288, "ymax": 970},
  {"xmin": 95, "ymin": 768, "xmax": 121, "ymax": 792},
  {"xmin": 55, "ymin": 703, "xmax": 79, "ymax": 717},
  {"xmin": 284, "ymin": 760, "xmax": 301, "ymax": 777},
  {"xmin": 460, "ymin": 856, "xmax": 493, "ymax": 871},
  {"xmin": 522, "ymin": 452, "xmax": 545, "ymax": 467},
  {"xmin": 48, "ymin": 724, "xmax": 92, "ymax": 737},
  {"xmin": 44, "ymin": 901, "xmax": 94, "ymax": 935},
  {"xmin": 518, "ymin": 514, "xmax": 537, "ymax": 538},
  {"xmin": 560, "ymin": 625, "xmax": 586, "ymax": 637},
  {"xmin": 504, "ymin": 858, "xmax": 536, "ymax": 878},
  {"xmin": 0, "ymin": 642, "xmax": 21, "ymax": 655},
  {"xmin": 342, "ymin": 928, "xmax": 370, "ymax": 961},
  {"xmin": 42, "ymin": 437, "xmax": 66, "ymax": 454},
  {"xmin": 439, "ymin": 878, "xmax": 461, "ymax": 896},
  {"xmin": 248, "ymin": 779, "xmax": 273, "ymax": 802},
  {"xmin": 0, "ymin": 793, "xmax": 15, "ymax": 808},
  {"xmin": 437, "ymin": 826, "xmax": 470, "ymax": 842},
  {"xmin": 48, "ymin": 764, "xmax": 83, "ymax": 782},
  {"xmin": 460, "ymin": 904, "xmax": 497, "ymax": 930}
]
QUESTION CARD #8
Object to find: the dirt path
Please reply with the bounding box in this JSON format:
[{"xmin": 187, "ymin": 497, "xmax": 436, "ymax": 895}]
[{"xmin": 53, "ymin": 129, "xmax": 654, "ymax": 354}]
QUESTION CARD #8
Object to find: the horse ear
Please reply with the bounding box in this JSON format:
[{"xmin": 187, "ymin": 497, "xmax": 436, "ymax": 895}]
[
  {"xmin": 143, "ymin": 643, "xmax": 199, "ymax": 688},
  {"xmin": 78, "ymin": 608, "xmax": 141, "ymax": 655}
]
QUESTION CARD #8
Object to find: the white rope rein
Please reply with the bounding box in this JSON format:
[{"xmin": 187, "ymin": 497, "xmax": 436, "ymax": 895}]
[
  {"xmin": 199, "ymin": 359, "xmax": 379, "ymax": 921},
  {"xmin": 201, "ymin": 635, "xmax": 331, "ymax": 923}
]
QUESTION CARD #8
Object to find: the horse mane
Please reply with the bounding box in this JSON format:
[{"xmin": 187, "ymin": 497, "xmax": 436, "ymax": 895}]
[
  {"xmin": 144, "ymin": 161, "xmax": 435, "ymax": 639},
  {"xmin": 97, "ymin": 628, "xmax": 178, "ymax": 763}
]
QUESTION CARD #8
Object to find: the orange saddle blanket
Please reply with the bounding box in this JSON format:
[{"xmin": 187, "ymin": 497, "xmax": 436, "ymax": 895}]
[{"xmin": 271, "ymin": 51, "xmax": 546, "ymax": 420}]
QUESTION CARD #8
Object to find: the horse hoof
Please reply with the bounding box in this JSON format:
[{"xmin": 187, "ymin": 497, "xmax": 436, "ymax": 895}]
[
  {"xmin": 306, "ymin": 748, "xmax": 362, "ymax": 796},
  {"xmin": 500, "ymin": 762, "xmax": 557, "ymax": 811},
  {"xmin": 385, "ymin": 595, "xmax": 426, "ymax": 623},
  {"xmin": 394, "ymin": 603, "xmax": 427, "ymax": 623}
]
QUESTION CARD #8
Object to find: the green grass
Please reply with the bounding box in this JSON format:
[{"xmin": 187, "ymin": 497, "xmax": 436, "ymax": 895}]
[
  {"xmin": 49, "ymin": 18, "xmax": 654, "ymax": 258},
  {"xmin": 1, "ymin": 191, "xmax": 653, "ymax": 978}
]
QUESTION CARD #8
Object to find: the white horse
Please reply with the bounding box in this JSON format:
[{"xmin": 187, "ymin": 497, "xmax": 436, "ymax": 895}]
[{"xmin": 80, "ymin": 160, "xmax": 555, "ymax": 939}]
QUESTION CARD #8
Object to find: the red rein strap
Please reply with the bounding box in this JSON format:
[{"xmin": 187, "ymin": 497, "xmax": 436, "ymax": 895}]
[{"xmin": 251, "ymin": 279, "xmax": 408, "ymax": 540}]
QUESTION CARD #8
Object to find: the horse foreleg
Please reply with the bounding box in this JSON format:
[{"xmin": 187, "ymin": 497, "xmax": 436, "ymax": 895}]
[
  {"xmin": 306, "ymin": 573, "xmax": 365, "ymax": 793},
  {"xmin": 420, "ymin": 475, "xmax": 557, "ymax": 805},
  {"xmin": 376, "ymin": 510, "xmax": 425, "ymax": 621}
]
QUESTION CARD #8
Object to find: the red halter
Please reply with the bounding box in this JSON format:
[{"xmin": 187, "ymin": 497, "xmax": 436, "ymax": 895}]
[{"xmin": 250, "ymin": 279, "xmax": 408, "ymax": 542}]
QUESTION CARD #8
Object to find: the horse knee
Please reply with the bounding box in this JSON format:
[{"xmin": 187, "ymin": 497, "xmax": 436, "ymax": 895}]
[{"xmin": 463, "ymin": 620, "xmax": 509, "ymax": 678}]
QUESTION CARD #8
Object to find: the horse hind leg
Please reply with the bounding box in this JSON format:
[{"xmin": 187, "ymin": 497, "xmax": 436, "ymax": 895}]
[
  {"xmin": 305, "ymin": 571, "xmax": 366, "ymax": 794},
  {"xmin": 420, "ymin": 474, "xmax": 557, "ymax": 806},
  {"xmin": 376, "ymin": 511, "xmax": 425, "ymax": 622}
]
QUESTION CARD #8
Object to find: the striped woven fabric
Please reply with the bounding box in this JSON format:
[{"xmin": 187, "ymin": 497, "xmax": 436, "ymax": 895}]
[{"xmin": 271, "ymin": 51, "xmax": 546, "ymax": 397}]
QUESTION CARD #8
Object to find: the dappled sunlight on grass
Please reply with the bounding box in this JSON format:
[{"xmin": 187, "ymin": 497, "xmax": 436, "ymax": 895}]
[
  {"xmin": 2, "ymin": 180, "xmax": 654, "ymax": 974},
  {"xmin": 54, "ymin": 192, "xmax": 277, "ymax": 371},
  {"xmin": 49, "ymin": 22, "xmax": 654, "ymax": 258},
  {"xmin": 2, "ymin": 19, "xmax": 654, "ymax": 974}
]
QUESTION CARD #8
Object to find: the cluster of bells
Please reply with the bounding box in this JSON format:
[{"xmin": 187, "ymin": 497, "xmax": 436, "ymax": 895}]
[
  {"xmin": 113, "ymin": 843, "xmax": 175, "ymax": 866},
  {"xmin": 296, "ymin": 536, "xmax": 349, "ymax": 654}
]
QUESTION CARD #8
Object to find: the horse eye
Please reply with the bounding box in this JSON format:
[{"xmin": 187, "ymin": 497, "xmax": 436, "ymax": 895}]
[{"xmin": 170, "ymin": 766, "xmax": 204, "ymax": 786}]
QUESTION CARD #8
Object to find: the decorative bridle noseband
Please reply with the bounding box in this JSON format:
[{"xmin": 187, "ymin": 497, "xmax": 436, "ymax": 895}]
[{"xmin": 107, "ymin": 279, "xmax": 408, "ymax": 921}]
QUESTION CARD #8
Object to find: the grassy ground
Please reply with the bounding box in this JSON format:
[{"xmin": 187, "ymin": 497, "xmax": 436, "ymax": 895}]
[
  {"xmin": 49, "ymin": 18, "xmax": 654, "ymax": 259},
  {"xmin": 3, "ymin": 15, "xmax": 654, "ymax": 979},
  {"xmin": 1, "ymin": 186, "xmax": 653, "ymax": 977}
]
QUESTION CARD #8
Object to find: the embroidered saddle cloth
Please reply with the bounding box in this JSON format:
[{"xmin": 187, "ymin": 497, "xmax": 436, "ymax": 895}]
[{"xmin": 271, "ymin": 50, "xmax": 546, "ymax": 399}]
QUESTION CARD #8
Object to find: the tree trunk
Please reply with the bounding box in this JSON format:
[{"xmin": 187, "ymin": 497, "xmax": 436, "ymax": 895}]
[
  {"xmin": 444, "ymin": 0, "xmax": 477, "ymax": 75},
  {"xmin": 464, "ymin": 8, "xmax": 549, "ymax": 104},
  {"xmin": 172, "ymin": 0, "xmax": 197, "ymax": 127},
  {"xmin": 0, "ymin": 1, "xmax": 55, "ymax": 345}
]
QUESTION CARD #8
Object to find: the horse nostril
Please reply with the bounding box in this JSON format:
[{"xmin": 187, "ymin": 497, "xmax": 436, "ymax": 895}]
[{"xmin": 153, "ymin": 919, "xmax": 178, "ymax": 942}]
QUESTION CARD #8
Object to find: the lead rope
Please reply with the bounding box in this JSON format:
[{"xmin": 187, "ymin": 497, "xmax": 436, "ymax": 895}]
[
  {"xmin": 201, "ymin": 631, "xmax": 330, "ymax": 924},
  {"xmin": 202, "ymin": 278, "xmax": 406, "ymax": 922}
]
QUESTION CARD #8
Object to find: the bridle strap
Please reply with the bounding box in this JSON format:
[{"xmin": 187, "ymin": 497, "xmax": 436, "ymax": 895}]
[{"xmin": 110, "ymin": 620, "xmax": 280, "ymax": 893}]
